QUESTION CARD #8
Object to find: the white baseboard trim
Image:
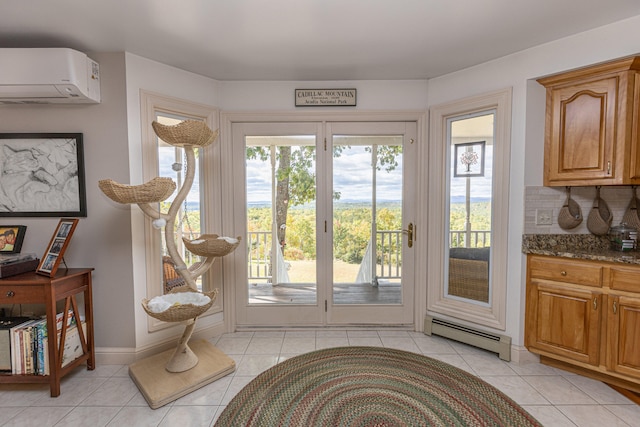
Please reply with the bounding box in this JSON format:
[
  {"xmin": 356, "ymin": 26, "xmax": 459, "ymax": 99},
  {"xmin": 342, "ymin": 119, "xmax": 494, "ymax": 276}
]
[
  {"xmin": 509, "ymin": 345, "xmax": 539, "ymax": 364},
  {"xmin": 95, "ymin": 322, "xmax": 226, "ymax": 365}
]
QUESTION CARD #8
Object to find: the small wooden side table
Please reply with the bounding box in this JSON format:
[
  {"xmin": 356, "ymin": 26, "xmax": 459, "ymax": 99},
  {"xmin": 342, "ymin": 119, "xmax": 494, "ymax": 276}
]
[{"xmin": 0, "ymin": 268, "xmax": 94, "ymax": 397}]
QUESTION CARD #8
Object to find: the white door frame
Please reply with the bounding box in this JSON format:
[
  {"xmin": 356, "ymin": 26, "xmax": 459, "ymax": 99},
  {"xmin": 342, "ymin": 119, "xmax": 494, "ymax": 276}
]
[{"xmin": 219, "ymin": 111, "xmax": 428, "ymax": 332}]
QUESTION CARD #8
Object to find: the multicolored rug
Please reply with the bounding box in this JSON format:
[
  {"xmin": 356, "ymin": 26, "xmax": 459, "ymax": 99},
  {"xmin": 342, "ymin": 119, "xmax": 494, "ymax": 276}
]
[{"xmin": 215, "ymin": 346, "xmax": 542, "ymax": 426}]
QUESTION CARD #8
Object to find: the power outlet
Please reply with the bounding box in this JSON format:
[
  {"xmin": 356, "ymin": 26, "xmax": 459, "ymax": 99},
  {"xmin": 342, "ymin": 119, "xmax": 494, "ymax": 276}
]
[{"xmin": 535, "ymin": 209, "xmax": 553, "ymax": 225}]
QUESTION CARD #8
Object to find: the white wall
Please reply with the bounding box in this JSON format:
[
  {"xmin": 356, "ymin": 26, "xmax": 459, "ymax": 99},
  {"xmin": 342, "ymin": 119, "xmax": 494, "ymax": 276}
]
[
  {"xmin": 0, "ymin": 53, "xmax": 136, "ymax": 353},
  {"xmin": 220, "ymin": 80, "xmax": 428, "ymax": 111},
  {"xmin": 122, "ymin": 53, "xmax": 224, "ymax": 352},
  {"xmin": 426, "ymin": 14, "xmax": 640, "ymax": 347}
]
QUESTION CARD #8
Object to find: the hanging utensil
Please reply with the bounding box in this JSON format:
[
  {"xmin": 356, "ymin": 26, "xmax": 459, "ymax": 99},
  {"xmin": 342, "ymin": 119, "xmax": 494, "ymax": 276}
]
[
  {"xmin": 622, "ymin": 186, "xmax": 640, "ymax": 231},
  {"xmin": 557, "ymin": 187, "xmax": 583, "ymax": 230},
  {"xmin": 587, "ymin": 186, "xmax": 612, "ymax": 236}
]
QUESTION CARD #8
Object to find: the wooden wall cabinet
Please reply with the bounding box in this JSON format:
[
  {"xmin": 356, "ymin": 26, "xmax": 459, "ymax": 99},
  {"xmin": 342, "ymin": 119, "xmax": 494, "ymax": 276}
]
[
  {"xmin": 526, "ymin": 255, "xmax": 640, "ymax": 392},
  {"xmin": 538, "ymin": 56, "xmax": 640, "ymax": 186}
]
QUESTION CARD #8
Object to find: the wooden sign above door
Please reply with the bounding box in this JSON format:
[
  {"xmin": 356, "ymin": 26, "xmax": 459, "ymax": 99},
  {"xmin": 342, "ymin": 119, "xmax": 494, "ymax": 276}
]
[{"xmin": 295, "ymin": 89, "xmax": 357, "ymax": 107}]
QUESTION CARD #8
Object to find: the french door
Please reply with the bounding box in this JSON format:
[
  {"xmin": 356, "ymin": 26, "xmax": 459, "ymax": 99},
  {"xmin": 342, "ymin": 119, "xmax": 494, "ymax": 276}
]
[{"xmin": 231, "ymin": 120, "xmax": 416, "ymax": 327}]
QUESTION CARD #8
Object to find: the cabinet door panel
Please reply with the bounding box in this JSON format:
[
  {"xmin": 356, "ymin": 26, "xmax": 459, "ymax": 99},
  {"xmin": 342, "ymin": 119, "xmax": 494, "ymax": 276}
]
[
  {"xmin": 526, "ymin": 281, "xmax": 601, "ymax": 365},
  {"xmin": 545, "ymin": 77, "xmax": 617, "ymax": 184},
  {"xmin": 608, "ymin": 295, "xmax": 640, "ymax": 379},
  {"xmin": 631, "ymin": 73, "xmax": 640, "ymax": 180}
]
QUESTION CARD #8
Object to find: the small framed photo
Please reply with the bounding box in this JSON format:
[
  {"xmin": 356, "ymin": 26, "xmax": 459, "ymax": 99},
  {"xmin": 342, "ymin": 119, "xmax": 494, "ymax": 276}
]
[
  {"xmin": 454, "ymin": 141, "xmax": 486, "ymax": 178},
  {"xmin": 0, "ymin": 225, "xmax": 26, "ymax": 254},
  {"xmin": 37, "ymin": 218, "xmax": 79, "ymax": 277}
]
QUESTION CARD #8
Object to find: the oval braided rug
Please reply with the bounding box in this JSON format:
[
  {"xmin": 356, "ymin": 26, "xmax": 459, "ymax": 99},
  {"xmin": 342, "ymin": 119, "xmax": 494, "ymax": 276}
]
[{"xmin": 215, "ymin": 346, "xmax": 542, "ymax": 427}]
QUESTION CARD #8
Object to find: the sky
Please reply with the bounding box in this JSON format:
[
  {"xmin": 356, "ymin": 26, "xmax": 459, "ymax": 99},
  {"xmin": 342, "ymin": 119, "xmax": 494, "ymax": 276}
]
[
  {"xmin": 246, "ymin": 144, "xmax": 493, "ymax": 205},
  {"xmin": 246, "ymin": 145, "xmax": 404, "ymax": 204},
  {"xmin": 157, "ymin": 139, "xmax": 495, "ymax": 209}
]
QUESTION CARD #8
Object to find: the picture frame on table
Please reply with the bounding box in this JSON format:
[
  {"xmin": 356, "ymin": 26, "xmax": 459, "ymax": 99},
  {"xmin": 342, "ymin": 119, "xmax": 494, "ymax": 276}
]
[
  {"xmin": 0, "ymin": 225, "xmax": 26, "ymax": 254},
  {"xmin": 37, "ymin": 218, "xmax": 79, "ymax": 277},
  {"xmin": 0, "ymin": 133, "xmax": 87, "ymax": 217}
]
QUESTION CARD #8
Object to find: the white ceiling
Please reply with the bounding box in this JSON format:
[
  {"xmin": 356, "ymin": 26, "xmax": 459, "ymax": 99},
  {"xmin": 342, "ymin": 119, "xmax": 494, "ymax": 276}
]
[{"xmin": 2, "ymin": 0, "xmax": 640, "ymax": 81}]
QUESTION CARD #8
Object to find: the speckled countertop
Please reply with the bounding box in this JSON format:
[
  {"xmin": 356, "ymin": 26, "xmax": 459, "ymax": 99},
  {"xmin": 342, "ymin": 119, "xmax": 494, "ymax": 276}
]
[{"xmin": 522, "ymin": 234, "xmax": 640, "ymax": 264}]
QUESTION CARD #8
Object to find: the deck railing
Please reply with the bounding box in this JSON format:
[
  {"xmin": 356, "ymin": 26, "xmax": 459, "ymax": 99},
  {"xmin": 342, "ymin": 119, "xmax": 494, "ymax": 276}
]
[
  {"xmin": 247, "ymin": 229, "xmax": 491, "ymax": 282},
  {"xmin": 449, "ymin": 230, "xmax": 491, "ymax": 248},
  {"xmin": 376, "ymin": 230, "xmax": 402, "ymax": 279},
  {"xmin": 247, "ymin": 231, "xmax": 272, "ymax": 280}
]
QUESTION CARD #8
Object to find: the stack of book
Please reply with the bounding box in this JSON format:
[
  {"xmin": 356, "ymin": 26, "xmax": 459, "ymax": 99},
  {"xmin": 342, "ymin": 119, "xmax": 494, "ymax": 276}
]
[{"xmin": 0, "ymin": 310, "xmax": 86, "ymax": 375}]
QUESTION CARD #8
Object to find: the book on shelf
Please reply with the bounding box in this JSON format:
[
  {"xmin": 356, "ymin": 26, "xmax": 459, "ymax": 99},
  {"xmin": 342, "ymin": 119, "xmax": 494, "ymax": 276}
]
[
  {"xmin": 0, "ymin": 317, "xmax": 30, "ymax": 372},
  {"xmin": 56, "ymin": 309, "xmax": 76, "ymax": 331},
  {"xmin": 3, "ymin": 309, "xmax": 82, "ymax": 375},
  {"xmin": 12, "ymin": 319, "xmax": 40, "ymax": 375},
  {"xmin": 59, "ymin": 322, "xmax": 87, "ymax": 368}
]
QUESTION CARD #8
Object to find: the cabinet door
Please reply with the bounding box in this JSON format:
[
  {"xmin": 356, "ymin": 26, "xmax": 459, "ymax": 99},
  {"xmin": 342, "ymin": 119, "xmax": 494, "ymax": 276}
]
[
  {"xmin": 631, "ymin": 72, "xmax": 640, "ymax": 180},
  {"xmin": 544, "ymin": 76, "xmax": 618, "ymax": 185},
  {"xmin": 607, "ymin": 295, "xmax": 640, "ymax": 379},
  {"xmin": 526, "ymin": 281, "xmax": 601, "ymax": 365}
]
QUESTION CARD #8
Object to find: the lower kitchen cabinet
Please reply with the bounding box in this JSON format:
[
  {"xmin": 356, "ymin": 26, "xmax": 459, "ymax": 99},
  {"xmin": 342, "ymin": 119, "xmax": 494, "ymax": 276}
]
[{"xmin": 526, "ymin": 254, "xmax": 640, "ymax": 392}]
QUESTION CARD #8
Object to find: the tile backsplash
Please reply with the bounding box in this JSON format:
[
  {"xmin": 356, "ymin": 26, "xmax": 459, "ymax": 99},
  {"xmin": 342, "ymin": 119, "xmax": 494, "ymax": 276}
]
[{"xmin": 524, "ymin": 186, "xmax": 637, "ymax": 235}]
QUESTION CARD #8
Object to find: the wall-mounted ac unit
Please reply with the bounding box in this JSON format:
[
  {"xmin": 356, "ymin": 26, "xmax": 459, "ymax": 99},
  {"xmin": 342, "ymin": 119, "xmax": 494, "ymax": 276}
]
[{"xmin": 0, "ymin": 48, "xmax": 100, "ymax": 104}]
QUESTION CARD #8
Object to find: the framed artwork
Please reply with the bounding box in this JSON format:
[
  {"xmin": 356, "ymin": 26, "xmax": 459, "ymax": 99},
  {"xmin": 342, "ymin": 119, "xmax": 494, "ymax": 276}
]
[
  {"xmin": 454, "ymin": 141, "xmax": 486, "ymax": 178},
  {"xmin": 0, "ymin": 225, "xmax": 26, "ymax": 254},
  {"xmin": 0, "ymin": 133, "xmax": 87, "ymax": 217},
  {"xmin": 37, "ymin": 218, "xmax": 79, "ymax": 277}
]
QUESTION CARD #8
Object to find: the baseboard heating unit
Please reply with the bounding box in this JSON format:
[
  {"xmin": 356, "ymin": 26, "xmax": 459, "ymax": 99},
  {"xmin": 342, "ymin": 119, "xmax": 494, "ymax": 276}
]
[{"xmin": 424, "ymin": 316, "xmax": 511, "ymax": 361}]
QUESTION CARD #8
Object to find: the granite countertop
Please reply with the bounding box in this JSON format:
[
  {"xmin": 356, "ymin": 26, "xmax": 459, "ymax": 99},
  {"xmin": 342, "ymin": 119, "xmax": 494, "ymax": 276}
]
[{"xmin": 522, "ymin": 234, "xmax": 640, "ymax": 264}]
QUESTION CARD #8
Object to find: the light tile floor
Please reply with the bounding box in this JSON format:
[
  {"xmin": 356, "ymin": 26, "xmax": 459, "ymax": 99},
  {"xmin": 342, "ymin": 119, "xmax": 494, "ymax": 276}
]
[{"xmin": 1, "ymin": 329, "xmax": 639, "ymax": 426}]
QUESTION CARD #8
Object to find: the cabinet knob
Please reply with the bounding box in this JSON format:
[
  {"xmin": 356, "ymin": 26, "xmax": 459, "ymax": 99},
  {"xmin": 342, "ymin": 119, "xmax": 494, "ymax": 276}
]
[
  {"xmin": 6, "ymin": 290, "xmax": 15, "ymax": 297},
  {"xmin": 560, "ymin": 271, "xmax": 567, "ymax": 276}
]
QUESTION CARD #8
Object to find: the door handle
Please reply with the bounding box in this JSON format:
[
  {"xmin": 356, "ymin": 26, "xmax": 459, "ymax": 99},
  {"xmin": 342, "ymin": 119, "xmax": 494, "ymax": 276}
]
[{"xmin": 403, "ymin": 223, "xmax": 414, "ymax": 248}]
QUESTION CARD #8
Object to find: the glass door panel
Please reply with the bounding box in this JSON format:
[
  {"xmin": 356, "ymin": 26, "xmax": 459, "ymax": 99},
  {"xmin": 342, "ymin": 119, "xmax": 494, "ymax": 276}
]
[
  {"xmin": 245, "ymin": 136, "xmax": 317, "ymax": 305},
  {"xmin": 446, "ymin": 112, "xmax": 494, "ymax": 304},
  {"xmin": 332, "ymin": 137, "xmax": 403, "ymax": 305},
  {"xmin": 155, "ymin": 113, "xmax": 204, "ymax": 292},
  {"xmin": 327, "ymin": 122, "xmax": 416, "ymax": 326}
]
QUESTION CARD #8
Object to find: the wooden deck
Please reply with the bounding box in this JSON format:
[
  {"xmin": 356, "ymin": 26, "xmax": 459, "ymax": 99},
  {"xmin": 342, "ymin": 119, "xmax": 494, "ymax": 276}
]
[{"xmin": 248, "ymin": 281, "xmax": 402, "ymax": 305}]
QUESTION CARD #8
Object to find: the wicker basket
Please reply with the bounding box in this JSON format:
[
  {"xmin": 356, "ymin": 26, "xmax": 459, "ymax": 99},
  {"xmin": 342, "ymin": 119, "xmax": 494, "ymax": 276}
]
[
  {"xmin": 99, "ymin": 177, "xmax": 176, "ymax": 204},
  {"xmin": 587, "ymin": 187, "xmax": 612, "ymax": 236},
  {"xmin": 183, "ymin": 234, "xmax": 241, "ymax": 257},
  {"xmin": 557, "ymin": 188, "xmax": 583, "ymax": 230},
  {"xmin": 152, "ymin": 120, "xmax": 218, "ymax": 148},
  {"xmin": 141, "ymin": 288, "xmax": 218, "ymax": 323}
]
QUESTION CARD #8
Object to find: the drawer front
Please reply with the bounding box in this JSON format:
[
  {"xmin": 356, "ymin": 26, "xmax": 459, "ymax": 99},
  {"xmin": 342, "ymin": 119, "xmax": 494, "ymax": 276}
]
[
  {"xmin": 0, "ymin": 285, "xmax": 44, "ymax": 303},
  {"xmin": 529, "ymin": 256, "xmax": 602, "ymax": 287},
  {"xmin": 610, "ymin": 266, "xmax": 640, "ymax": 293}
]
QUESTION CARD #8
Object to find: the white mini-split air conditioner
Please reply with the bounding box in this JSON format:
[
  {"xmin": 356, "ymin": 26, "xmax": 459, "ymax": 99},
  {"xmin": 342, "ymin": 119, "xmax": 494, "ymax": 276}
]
[{"xmin": 0, "ymin": 48, "xmax": 101, "ymax": 104}]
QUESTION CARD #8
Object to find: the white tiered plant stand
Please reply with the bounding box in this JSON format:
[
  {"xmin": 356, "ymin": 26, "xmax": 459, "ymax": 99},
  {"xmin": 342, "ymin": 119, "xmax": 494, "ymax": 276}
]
[{"xmin": 99, "ymin": 120, "xmax": 239, "ymax": 409}]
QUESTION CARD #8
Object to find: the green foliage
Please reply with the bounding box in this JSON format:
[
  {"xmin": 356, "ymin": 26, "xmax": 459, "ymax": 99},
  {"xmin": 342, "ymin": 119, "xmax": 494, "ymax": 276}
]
[
  {"xmin": 288, "ymin": 146, "xmax": 316, "ymax": 206},
  {"xmin": 247, "ymin": 204, "xmax": 403, "ymax": 264},
  {"xmin": 449, "ymin": 201, "xmax": 491, "ymax": 231},
  {"xmin": 366, "ymin": 145, "xmax": 402, "ymax": 172},
  {"xmin": 449, "ymin": 201, "xmax": 492, "ymax": 247}
]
